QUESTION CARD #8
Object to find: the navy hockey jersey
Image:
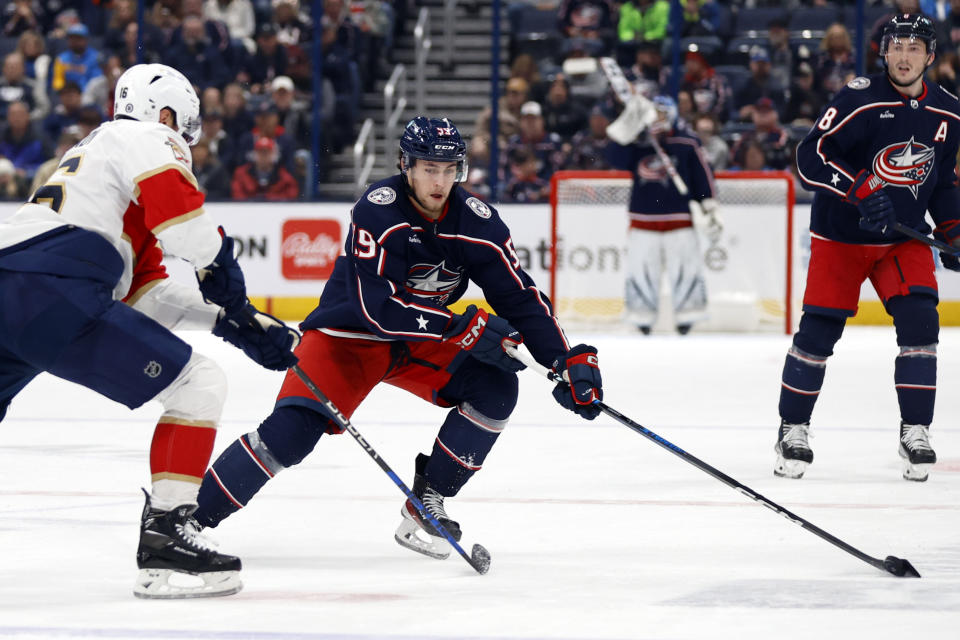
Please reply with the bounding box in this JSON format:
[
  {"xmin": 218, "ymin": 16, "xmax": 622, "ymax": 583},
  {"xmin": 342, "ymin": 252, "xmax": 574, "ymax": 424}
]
[
  {"xmin": 796, "ymin": 74, "xmax": 960, "ymax": 243},
  {"xmin": 302, "ymin": 175, "xmax": 570, "ymax": 368},
  {"xmin": 605, "ymin": 123, "xmax": 714, "ymax": 229}
]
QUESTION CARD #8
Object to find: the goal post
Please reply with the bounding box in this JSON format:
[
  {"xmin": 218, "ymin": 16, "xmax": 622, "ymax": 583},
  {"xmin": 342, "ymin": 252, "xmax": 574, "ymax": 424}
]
[{"xmin": 548, "ymin": 170, "xmax": 796, "ymax": 334}]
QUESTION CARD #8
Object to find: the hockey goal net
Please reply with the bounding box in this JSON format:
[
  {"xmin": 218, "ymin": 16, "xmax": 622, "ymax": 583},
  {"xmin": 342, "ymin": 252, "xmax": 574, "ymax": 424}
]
[{"xmin": 549, "ymin": 170, "xmax": 796, "ymax": 334}]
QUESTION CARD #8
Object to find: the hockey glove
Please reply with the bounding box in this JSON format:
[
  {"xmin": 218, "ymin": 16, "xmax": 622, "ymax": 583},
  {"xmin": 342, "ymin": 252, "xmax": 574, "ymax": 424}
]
[
  {"xmin": 692, "ymin": 197, "xmax": 723, "ymax": 236},
  {"xmin": 197, "ymin": 228, "xmax": 247, "ymax": 314},
  {"xmin": 213, "ymin": 303, "xmax": 300, "ymax": 371},
  {"xmin": 845, "ymin": 170, "xmax": 895, "ymax": 234},
  {"xmin": 551, "ymin": 344, "xmax": 603, "ymax": 420},
  {"xmin": 606, "ymin": 94, "xmax": 657, "ymax": 145},
  {"xmin": 444, "ymin": 305, "xmax": 525, "ymax": 373},
  {"xmin": 935, "ymin": 221, "xmax": 960, "ymax": 271}
]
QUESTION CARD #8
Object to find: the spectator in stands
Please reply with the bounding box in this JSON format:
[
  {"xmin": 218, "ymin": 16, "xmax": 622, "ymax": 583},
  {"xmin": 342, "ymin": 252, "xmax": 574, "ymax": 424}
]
[
  {"xmin": 201, "ymin": 86, "xmax": 223, "ymax": 115},
  {"xmin": 505, "ymin": 100, "xmax": 567, "ymax": 182},
  {"xmin": 149, "ymin": 0, "xmax": 183, "ymax": 42},
  {"xmin": 505, "ymin": 146, "xmax": 549, "ymax": 203},
  {"xmin": 627, "ymin": 39, "xmax": 666, "ymax": 98},
  {"xmin": 231, "ymin": 135, "xmax": 299, "ymax": 200},
  {"xmin": 680, "ymin": 48, "xmax": 731, "ymax": 123},
  {"xmin": 51, "ymin": 23, "xmax": 102, "ymax": 94},
  {"xmin": 815, "ymin": 23, "xmax": 857, "ymax": 100},
  {"xmin": 192, "ymin": 137, "xmax": 232, "ymax": 200},
  {"xmin": 74, "ymin": 106, "xmax": 104, "ymax": 139},
  {"xmin": 766, "ymin": 18, "xmax": 793, "ymax": 91},
  {"xmin": 509, "ymin": 53, "xmax": 548, "ymax": 103},
  {"xmin": 729, "ymin": 97, "xmax": 792, "ymax": 171},
  {"xmin": 176, "ymin": 0, "xmax": 231, "ymax": 53},
  {"xmin": 783, "ymin": 61, "xmax": 825, "ymax": 128},
  {"xmin": 731, "ymin": 139, "xmax": 770, "ymax": 172},
  {"xmin": 542, "ymin": 74, "xmax": 587, "ymax": 141},
  {"xmin": 617, "ymin": 0, "xmax": 668, "ymax": 43},
  {"xmin": 42, "ymin": 80, "xmax": 83, "ymax": 145},
  {"xmin": 0, "ymin": 156, "xmax": 27, "ymax": 200},
  {"xmin": 321, "ymin": 11, "xmax": 361, "ymax": 151},
  {"xmin": 164, "ymin": 15, "xmax": 232, "ymax": 91},
  {"xmin": 238, "ymin": 101, "xmax": 295, "ymax": 172},
  {"xmin": 221, "ymin": 81, "xmax": 254, "ymax": 140},
  {"xmin": 676, "ymin": 88, "xmax": 696, "ymax": 123},
  {"xmin": 105, "ymin": 0, "xmax": 165, "ymax": 63},
  {"xmin": 350, "ymin": 0, "xmax": 394, "ymax": 87},
  {"xmin": 238, "ymin": 21, "xmax": 289, "ymax": 92},
  {"xmin": 940, "ymin": 0, "xmax": 960, "ymax": 51},
  {"xmin": 205, "ymin": 0, "xmax": 257, "ymax": 55},
  {"xmin": 275, "ymin": 0, "xmax": 313, "ymax": 46},
  {"xmin": 3, "ymin": 0, "xmax": 40, "ymax": 38},
  {"xmin": 681, "ymin": 0, "xmax": 719, "ymax": 36},
  {"xmin": 931, "ymin": 49, "xmax": 960, "ymax": 95},
  {"xmin": 473, "ymin": 76, "xmax": 529, "ymax": 170},
  {"xmin": 693, "ymin": 112, "xmax": 728, "ymax": 171},
  {"xmin": 0, "ymin": 100, "xmax": 47, "ymax": 179},
  {"xmin": 567, "ymin": 103, "xmax": 613, "ymax": 170},
  {"xmin": 558, "ymin": 0, "xmax": 614, "ymax": 57},
  {"xmin": 17, "ymin": 30, "xmax": 49, "ymax": 90},
  {"xmin": 29, "ymin": 129, "xmax": 80, "ymax": 196},
  {"xmin": 735, "ymin": 47, "xmax": 786, "ymax": 121},
  {"xmin": 270, "ymin": 75, "xmax": 309, "ymax": 145},
  {"xmin": 82, "ymin": 54, "xmax": 123, "ymax": 119},
  {"xmin": 0, "ymin": 52, "xmax": 48, "ymax": 121},
  {"xmin": 200, "ymin": 109, "xmax": 238, "ymax": 172}
]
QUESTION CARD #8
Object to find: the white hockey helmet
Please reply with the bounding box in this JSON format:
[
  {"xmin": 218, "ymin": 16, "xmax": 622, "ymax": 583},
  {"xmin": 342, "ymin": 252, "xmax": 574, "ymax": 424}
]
[{"xmin": 114, "ymin": 64, "xmax": 202, "ymax": 145}]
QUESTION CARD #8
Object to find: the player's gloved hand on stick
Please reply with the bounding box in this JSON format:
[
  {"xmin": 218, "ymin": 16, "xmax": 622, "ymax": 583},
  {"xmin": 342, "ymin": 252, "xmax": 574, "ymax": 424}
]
[
  {"xmin": 551, "ymin": 345, "xmax": 603, "ymax": 420},
  {"xmin": 606, "ymin": 94, "xmax": 657, "ymax": 145},
  {"xmin": 445, "ymin": 305, "xmax": 525, "ymax": 373},
  {"xmin": 935, "ymin": 221, "xmax": 960, "ymax": 271},
  {"xmin": 197, "ymin": 227, "xmax": 247, "ymax": 313},
  {"xmin": 693, "ymin": 197, "xmax": 723, "ymax": 235},
  {"xmin": 213, "ymin": 302, "xmax": 300, "ymax": 371},
  {"xmin": 844, "ymin": 170, "xmax": 895, "ymax": 234}
]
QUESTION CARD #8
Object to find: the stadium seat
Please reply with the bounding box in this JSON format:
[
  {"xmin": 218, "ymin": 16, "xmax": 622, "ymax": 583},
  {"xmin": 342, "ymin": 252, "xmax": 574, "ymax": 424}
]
[
  {"xmin": 714, "ymin": 65, "xmax": 751, "ymax": 96},
  {"xmin": 0, "ymin": 36, "xmax": 18, "ymax": 60},
  {"xmin": 732, "ymin": 7, "xmax": 789, "ymax": 37},
  {"xmin": 663, "ymin": 35, "xmax": 725, "ymax": 64},
  {"xmin": 788, "ymin": 5, "xmax": 842, "ymax": 38},
  {"xmin": 509, "ymin": 5, "xmax": 563, "ymax": 63},
  {"xmin": 724, "ymin": 36, "xmax": 768, "ymax": 66},
  {"xmin": 789, "ymin": 36, "xmax": 820, "ymax": 64},
  {"xmin": 843, "ymin": 5, "xmax": 891, "ymax": 39}
]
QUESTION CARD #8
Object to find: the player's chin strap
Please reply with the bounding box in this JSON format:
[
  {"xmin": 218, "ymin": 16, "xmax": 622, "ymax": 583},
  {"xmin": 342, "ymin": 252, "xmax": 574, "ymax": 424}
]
[{"xmin": 505, "ymin": 344, "xmax": 922, "ymax": 579}]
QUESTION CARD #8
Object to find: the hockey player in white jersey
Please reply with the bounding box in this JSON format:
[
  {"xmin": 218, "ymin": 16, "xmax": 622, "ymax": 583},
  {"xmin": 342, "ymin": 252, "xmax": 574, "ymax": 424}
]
[{"xmin": 0, "ymin": 64, "xmax": 299, "ymax": 598}]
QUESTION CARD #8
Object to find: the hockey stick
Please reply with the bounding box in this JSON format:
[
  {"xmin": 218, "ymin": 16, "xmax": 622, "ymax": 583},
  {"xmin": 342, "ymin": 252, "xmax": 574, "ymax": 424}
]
[
  {"xmin": 290, "ymin": 364, "xmax": 491, "ymax": 575},
  {"xmin": 891, "ymin": 222, "xmax": 960, "ymax": 256},
  {"xmin": 506, "ymin": 347, "xmax": 921, "ymax": 579}
]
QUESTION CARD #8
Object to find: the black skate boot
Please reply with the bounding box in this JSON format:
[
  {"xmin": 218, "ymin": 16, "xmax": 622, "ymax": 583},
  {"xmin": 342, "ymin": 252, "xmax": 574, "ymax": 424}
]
[
  {"xmin": 134, "ymin": 489, "xmax": 242, "ymax": 599},
  {"xmin": 899, "ymin": 422, "xmax": 937, "ymax": 482},
  {"xmin": 395, "ymin": 453, "xmax": 461, "ymax": 560},
  {"xmin": 774, "ymin": 420, "xmax": 813, "ymax": 479}
]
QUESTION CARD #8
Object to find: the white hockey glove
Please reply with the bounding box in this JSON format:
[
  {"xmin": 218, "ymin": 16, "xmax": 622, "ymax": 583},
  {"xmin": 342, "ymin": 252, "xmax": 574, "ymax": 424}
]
[
  {"xmin": 606, "ymin": 94, "xmax": 657, "ymax": 145},
  {"xmin": 692, "ymin": 197, "xmax": 723, "ymax": 235}
]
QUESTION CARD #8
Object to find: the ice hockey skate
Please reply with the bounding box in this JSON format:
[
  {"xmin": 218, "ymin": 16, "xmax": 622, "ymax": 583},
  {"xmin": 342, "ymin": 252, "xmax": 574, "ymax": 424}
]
[
  {"xmin": 774, "ymin": 421, "xmax": 813, "ymax": 479},
  {"xmin": 134, "ymin": 489, "xmax": 242, "ymax": 599},
  {"xmin": 395, "ymin": 454, "xmax": 461, "ymax": 560},
  {"xmin": 899, "ymin": 423, "xmax": 937, "ymax": 482}
]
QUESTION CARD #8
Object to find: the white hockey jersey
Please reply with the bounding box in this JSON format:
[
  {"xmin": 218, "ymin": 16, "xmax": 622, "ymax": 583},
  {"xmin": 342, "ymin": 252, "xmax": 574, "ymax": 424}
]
[{"xmin": 0, "ymin": 119, "xmax": 222, "ymax": 304}]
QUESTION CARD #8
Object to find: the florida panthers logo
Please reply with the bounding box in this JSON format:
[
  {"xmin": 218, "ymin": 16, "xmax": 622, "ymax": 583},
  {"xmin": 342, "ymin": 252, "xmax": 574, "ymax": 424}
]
[
  {"xmin": 405, "ymin": 260, "xmax": 462, "ymax": 304},
  {"xmin": 873, "ymin": 136, "xmax": 935, "ymax": 199}
]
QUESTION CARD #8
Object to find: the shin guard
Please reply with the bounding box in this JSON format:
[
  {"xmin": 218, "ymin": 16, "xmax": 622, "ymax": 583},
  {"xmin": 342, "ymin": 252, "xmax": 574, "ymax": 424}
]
[
  {"xmin": 779, "ymin": 346, "xmax": 828, "ymax": 425},
  {"xmin": 895, "ymin": 345, "xmax": 937, "ymax": 426},
  {"xmin": 424, "ymin": 402, "xmax": 508, "ymax": 497}
]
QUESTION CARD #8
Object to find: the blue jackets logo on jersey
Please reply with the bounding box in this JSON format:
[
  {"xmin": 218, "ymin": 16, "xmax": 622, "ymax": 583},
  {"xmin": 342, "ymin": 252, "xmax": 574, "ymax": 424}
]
[
  {"xmin": 873, "ymin": 136, "xmax": 935, "ymax": 198},
  {"xmin": 367, "ymin": 186, "xmax": 397, "ymax": 204},
  {"xmin": 637, "ymin": 155, "xmax": 668, "ymax": 184},
  {"xmin": 405, "ymin": 260, "xmax": 462, "ymax": 304}
]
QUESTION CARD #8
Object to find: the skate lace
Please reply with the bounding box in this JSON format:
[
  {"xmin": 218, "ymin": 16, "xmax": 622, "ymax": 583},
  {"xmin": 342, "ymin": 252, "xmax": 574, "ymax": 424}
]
[
  {"xmin": 782, "ymin": 423, "xmax": 812, "ymax": 448},
  {"xmin": 421, "ymin": 488, "xmax": 450, "ymax": 520},
  {"xmin": 176, "ymin": 518, "xmax": 220, "ymax": 553},
  {"xmin": 901, "ymin": 424, "xmax": 933, "ymax": 452}
]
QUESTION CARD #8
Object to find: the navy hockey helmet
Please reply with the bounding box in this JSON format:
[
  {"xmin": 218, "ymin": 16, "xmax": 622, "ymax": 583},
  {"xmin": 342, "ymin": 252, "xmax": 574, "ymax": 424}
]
[
  {"xmin": 880, "ymin": 13, "xmax": 937, "ymax": 56},
  {"xmin": 399, "ymin": 116, "xmax": 468, "ymax": 182}
]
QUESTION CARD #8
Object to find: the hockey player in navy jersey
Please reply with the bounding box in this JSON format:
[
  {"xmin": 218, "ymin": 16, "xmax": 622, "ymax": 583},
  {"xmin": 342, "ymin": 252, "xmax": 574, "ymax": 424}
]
[
  {"xmin": 605, "ymin": 94, "xmax": 720, "ymax": 334},
  {"xmin": 193, "ymin": 117, "xmax": 604, "ymax": 561},
  {"xmin": 779, "ymin": 14, "xmax": 958, "ymax": 482}
]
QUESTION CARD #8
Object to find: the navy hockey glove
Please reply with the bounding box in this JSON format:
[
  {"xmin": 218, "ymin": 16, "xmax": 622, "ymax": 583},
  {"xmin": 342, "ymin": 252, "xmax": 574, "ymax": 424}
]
[
  {"xmin": 213, "ymin": 303, "xmax": 300, "ymax": 371},
  {"xmin": 444, "ymin": 305, "xmax": 525, "ymax": 373},
  {"xmin": 551, "ymin": 345, "xmax": 603, "ymax": 420},
  {"xmin": 935, "ymin": 221, "xmax": 960, "ymax": 271},
  {"xmin": 844, "ymin": 171, "xmax": 895, "ymax": 234},
  {"xmin": 197, "ymin": 228, "xmax": 247, "ymax": 314}
]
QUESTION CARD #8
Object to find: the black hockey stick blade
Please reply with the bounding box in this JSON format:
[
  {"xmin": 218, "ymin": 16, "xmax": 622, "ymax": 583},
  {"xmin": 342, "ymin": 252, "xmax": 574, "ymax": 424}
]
[
  {"xmin": 506, "ymin": 346, "xmax": 921, "ymax": 579},
  {"xmin": 290, "ymin": 365, "xmax": 490, "ymax": 575},
  {"xmin": 883, "ymin": 555, "xmax": 921, "ymax": 578}
]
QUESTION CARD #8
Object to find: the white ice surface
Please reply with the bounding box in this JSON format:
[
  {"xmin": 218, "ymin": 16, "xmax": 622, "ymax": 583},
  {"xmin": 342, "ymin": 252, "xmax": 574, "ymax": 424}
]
[{"xmin": 1, "ymin": 327, "xmax": 959, "ymax": 639}]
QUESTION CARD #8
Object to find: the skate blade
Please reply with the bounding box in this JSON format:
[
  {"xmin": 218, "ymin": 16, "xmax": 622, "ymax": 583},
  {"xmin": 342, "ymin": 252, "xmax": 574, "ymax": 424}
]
[
  {"xmin": 774, "ymin": 455, "xmax": 808, "ymax": 479},
  {"xmin": 899, "ymin": 447, "xmax": 934, "ymax": 482},
  {"xmin": 133, "ymin": 568, "xmax": 243, "ymax": 599},
  {"xmin": 394, "ymin": 516, "xmax": 451, "ymax": 560}
]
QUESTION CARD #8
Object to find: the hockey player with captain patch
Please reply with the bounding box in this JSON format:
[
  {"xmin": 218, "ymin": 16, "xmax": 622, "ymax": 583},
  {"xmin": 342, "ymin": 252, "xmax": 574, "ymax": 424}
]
[
  {"xmin": 192, "ymin": 116, "xmax": 604, "ymax": 562},
  {"xmin": 0, "ymin": 64, "xmax": 299, "ymax": 598},
  {"xmin": 781, "ymin": 14, "xmax": 958, "ymax": 482}
]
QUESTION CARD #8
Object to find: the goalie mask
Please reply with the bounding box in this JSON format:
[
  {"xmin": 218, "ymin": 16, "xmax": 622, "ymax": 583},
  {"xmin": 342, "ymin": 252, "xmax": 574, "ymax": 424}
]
[
  {"xmin": 399, "ymin": 116, "xmax": 468, "ymax": 182},
  {"xmin": 650, "ymin": 95, "xmax": 678, "ymax": 135}
]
